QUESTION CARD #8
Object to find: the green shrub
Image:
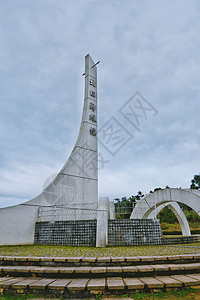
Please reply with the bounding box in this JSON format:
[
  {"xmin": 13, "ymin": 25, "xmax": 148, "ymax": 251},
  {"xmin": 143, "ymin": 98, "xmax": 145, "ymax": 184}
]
[
  {"xmin": 162, "ymin": 229, "xmax": 200, "ymax": 235},
  {"xmin": 157, "ymin": 207, "xmax": 177, "ymax": 224},
  {"xmin": 185, "ymin": 210, "xmax": 200, "ymax": 222}
]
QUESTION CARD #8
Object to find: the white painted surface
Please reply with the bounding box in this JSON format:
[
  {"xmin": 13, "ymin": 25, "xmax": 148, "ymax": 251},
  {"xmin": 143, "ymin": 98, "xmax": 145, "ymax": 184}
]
[
  {"xmin": 109, "ymin": 201, "xmax": 115, "ymax": 219},
  {"xmin": 96, "ymin": 197, "xmax": 109, "ymax": 247},
  {"xmin": 0, "ymin": 205, "xmax": 38, "ymax": 245}
]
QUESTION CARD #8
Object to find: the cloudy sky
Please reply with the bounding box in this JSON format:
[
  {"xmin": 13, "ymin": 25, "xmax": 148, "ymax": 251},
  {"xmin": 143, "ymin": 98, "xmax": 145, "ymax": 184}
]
[{"xmin": 0, "ymin": 0, "xmax": 200, "ymax": 208}]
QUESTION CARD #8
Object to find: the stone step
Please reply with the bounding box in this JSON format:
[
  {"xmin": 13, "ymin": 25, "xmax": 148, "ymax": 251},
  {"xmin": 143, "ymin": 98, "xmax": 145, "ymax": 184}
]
[
  {"xmin": 1, "ymin": 254, "xmax": 200, "ymax": 267},
  {"xmin": 0, "ymin": 275, "xmax": 200, "ymax": 298},
  {"xmin": 1, "ymin": 262, "xmax": 200, "ymax": 279}
]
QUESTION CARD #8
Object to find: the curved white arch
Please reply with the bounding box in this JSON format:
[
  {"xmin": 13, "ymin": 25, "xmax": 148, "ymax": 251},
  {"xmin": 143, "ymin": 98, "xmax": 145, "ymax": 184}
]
[
  {"xmin": 130, "ymin": 188, "xmax": 200, "ymax": 236},
  {"xmin": 147, "ymin": 202, "xmax": 191, "ymax": 236},
  {"xmin": 131, "ymin": 188, "xmax": 200, "ymax": 218}
]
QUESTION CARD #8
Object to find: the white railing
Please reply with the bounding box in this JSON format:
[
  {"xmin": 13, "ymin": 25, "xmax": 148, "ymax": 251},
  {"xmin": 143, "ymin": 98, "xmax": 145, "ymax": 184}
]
[{"xmin": 38, "ymin": 203, "xmax": 98, "ymax": 222}]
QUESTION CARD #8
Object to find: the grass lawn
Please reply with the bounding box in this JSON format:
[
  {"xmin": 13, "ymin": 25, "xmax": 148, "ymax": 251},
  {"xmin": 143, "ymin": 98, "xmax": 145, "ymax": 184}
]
[
  {"xmin": 0, "ymin": 296, "xmax": 34, "ymax": 300},
  {"xmin": 128, "ymin": 288, "xmax": 200, "ymax": 299},
  {"xmin": 1, "ymin": 243, "xmax": 200, "ymax": 257},
  {"xmin": 1, "ymin": 288, "xmax": 200, "ymax": 299}
]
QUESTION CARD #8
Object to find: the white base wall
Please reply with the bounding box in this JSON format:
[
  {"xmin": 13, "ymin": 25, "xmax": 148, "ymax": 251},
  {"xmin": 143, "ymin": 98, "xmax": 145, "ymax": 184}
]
[{"xmin": 0, "ymin": 205, "xmax": 38, "ymax": 245}]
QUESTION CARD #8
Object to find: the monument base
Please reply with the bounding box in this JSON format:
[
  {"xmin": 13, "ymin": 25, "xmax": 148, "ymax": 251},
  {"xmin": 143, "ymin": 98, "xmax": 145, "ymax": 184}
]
[
  {"xmin": 108, "ymin": 219, "xmax": 162, "ymax": 246},
  {"xmin": 34, "ymin": 220, "xmax": 97, "ymax": 247},
  {"xmin": 34, "ymin": 218, "xmax": 163, "ymax": 247}
]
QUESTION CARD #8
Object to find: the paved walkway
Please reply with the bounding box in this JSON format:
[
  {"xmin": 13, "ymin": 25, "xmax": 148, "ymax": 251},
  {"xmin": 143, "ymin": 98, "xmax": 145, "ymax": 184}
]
[{"xmin": 1, "ymin": 254, "xmax": 200, "ymax": 298}]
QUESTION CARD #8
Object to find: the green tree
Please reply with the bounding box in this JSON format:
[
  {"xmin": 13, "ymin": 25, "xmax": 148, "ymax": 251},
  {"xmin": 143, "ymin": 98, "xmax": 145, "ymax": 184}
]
[
  {"xmin": 114, "ymin": 192, "xmax": 144, "ymax": 219},
  {"xmin": 157, "ymin": 206, "xmax": 177, "ymax": 224},
  {"xmin": 114, "ymin": 196, "xmax": 134, "ymax": 219},
  {"xmin": 135, "ymin": 191, "xmax": 144, "ymax": 201},
  {"xmin": 190, "ymin": 174, "xmax": 200, "ymax": 189}
]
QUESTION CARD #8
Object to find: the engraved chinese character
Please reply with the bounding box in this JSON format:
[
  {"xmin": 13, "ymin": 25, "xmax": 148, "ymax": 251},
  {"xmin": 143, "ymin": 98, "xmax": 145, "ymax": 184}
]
[
  {"xmin": 89, "ymin": 114, "xmax": 97, "ymax": 123},
  {"xmin": 90, "ymin": 90, "xmax": 96, "ymax": 98},
  {"xmin": 90, "ymin": 127, "xmax": 96, "ymax": 136},
  {"xmin": 89, "ymin": 78, "xmax": 96, "ymax": 87},
  {"xmin": 89, "ymin": 102, "xmax": 96, "ymax": 112}
]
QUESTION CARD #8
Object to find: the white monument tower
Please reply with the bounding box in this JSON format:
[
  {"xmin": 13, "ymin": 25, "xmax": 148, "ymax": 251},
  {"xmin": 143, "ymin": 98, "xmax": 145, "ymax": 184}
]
[
  {"xmin": 0, "ymin": 54, "xmax": 99, "ymax": 244},
  {"xmin": 35, "ymin": 54, "xmax": 99, "ymax": 213}
]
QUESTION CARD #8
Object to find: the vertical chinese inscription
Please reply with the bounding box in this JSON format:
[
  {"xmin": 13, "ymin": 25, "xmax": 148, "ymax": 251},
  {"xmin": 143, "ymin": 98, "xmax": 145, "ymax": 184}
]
[{"xmin": 89, "ymin": 76, "xmax": 97, "ymax": 132}]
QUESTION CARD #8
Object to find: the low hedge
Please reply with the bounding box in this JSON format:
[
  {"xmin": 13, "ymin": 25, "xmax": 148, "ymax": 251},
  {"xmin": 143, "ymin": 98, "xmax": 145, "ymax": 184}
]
[{"xmin": 162, "ymin": 230, "xmax": 200, "ymax": 235}]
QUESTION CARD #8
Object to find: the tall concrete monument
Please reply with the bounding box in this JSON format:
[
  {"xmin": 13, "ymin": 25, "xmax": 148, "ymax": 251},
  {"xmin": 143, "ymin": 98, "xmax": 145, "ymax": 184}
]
[
  {"xmin": 0, "ymin": 54, "xmax": 99, "ymax": 245},
  {"xmin": 38, "ymin": 53, "xmax": 98, "ymax": 212}
]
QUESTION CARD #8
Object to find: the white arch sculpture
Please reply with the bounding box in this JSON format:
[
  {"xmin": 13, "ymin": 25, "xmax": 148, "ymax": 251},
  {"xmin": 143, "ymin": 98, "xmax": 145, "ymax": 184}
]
[
  {"xmin": 147, "ymin": 202, "xmax": 191, "ymax": 236},
  {"xmin": 130, "ymin": 188, "xmax": 200, "ymax": 235}
]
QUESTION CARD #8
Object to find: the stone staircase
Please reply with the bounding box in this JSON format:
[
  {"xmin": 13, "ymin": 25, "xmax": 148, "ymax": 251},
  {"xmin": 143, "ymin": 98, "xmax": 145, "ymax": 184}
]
[{"xmin": 1, "ymin": 254, "xmax": 200, "ymax": 298}]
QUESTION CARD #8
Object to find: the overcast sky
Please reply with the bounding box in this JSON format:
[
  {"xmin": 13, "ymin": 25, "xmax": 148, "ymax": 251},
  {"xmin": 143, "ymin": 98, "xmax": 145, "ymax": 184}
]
[{"xmin": 0, "ymin": 0, "xmax": 200, "ymax": 208}]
